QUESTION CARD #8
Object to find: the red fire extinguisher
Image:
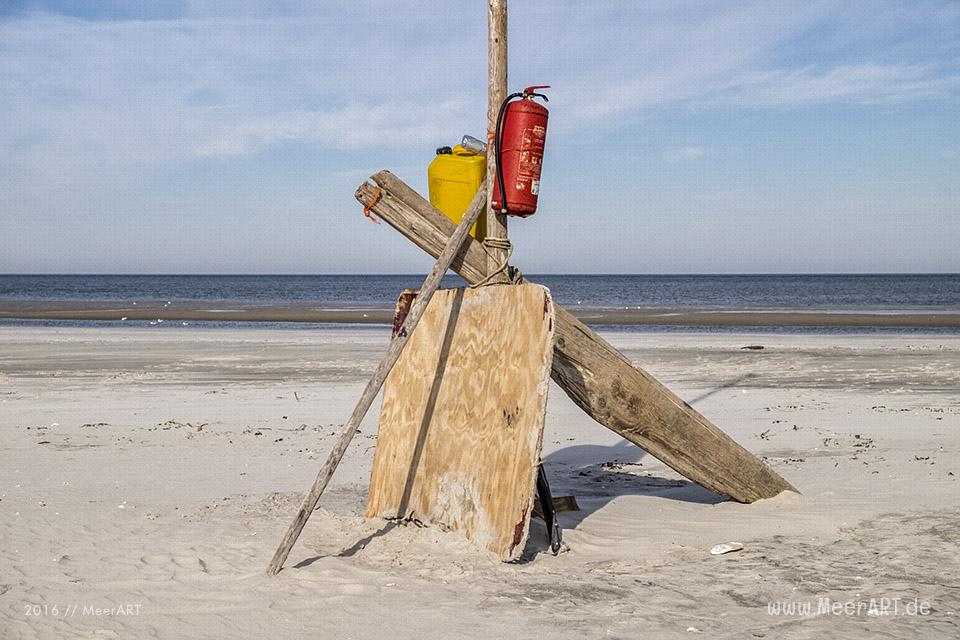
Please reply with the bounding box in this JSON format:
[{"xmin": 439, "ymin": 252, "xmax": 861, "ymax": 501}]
[{"xmin": 491, "ymin": 85, "xmax": 550, "ymax": 217}]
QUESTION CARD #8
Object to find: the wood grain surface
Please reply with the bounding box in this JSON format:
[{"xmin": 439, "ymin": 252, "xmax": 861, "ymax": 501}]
[{"xmin": 367, "ymin": 284, "xmax": 555, "ymax": 560}]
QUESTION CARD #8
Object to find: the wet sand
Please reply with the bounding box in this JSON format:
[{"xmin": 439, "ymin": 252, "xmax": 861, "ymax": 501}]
[{"xmin": 2, "ymin": 300, "xmax": 960, "ymax": 328}]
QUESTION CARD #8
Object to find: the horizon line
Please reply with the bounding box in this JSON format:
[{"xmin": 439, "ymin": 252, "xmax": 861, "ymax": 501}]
[{"xmin": 2, "ymin": 272, "xmax": 960, "ymax": 277}]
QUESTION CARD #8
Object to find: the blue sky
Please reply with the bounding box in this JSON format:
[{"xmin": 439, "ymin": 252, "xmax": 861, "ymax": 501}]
[{"xmin": 1, "ymin": 0, "xmax": 958, "ymax": 274}]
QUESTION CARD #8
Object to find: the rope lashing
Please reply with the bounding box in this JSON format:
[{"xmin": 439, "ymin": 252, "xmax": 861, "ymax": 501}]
[
  {"xmin": 471, "ymin": 237, "xmax": 515, "ymax": 288},
  {"xmin": 363, "ymin": 186, "xmax": 382, "ymax": 224}
]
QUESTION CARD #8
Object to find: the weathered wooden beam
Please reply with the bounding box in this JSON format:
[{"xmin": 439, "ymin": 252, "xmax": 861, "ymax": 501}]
[{"xmin": 356, "ymin": 171, "xmax": 798, "ymax": 503}]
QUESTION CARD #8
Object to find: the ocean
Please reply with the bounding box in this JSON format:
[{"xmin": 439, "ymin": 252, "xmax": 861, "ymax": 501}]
[{"xmin": 1, "ymin": 274, "xmax": 959, "ymax": 332}]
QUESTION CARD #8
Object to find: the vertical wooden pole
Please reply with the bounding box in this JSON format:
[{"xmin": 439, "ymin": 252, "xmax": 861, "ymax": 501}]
[{"xmin": 486, "ymin": 0, "xmax": 509, "ymax": 281}]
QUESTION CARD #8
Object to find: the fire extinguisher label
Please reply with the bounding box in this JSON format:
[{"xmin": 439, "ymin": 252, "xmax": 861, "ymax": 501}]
[
  {"xmin": 531, "ymin": 180, "xmax": 540, "ymax": 195},
  {"xmin": 517, "ymin": 126, "xmax": 545, "ymax": 180}
]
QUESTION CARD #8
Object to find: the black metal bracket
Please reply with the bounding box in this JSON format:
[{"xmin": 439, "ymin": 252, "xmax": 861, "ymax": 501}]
[{"xmin": 536, "ymin": 464, "xmax": 563, "ymax": 554}]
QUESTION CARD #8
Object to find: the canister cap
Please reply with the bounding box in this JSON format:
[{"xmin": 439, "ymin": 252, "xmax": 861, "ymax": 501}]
[{"xmin": 436, "ymin": 146, "xmax": 453, "ymax": 155}]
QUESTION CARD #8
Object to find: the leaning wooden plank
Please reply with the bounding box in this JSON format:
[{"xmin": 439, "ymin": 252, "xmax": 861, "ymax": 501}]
[
  {"xmin": 368, "ymin": 284, "xmax": 555, "ymax": 560},
  {"xmin": 356, "ymin": 172, "xmax": 797, "ymax": 503},
  {"xmin": 266, "ymin": 184, "xmax": 488, "ymax": 575}
]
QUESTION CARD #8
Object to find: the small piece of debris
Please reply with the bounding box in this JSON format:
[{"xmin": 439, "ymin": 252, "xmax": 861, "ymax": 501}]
[
  {"xmin": 740, "ymin": 345, "xmax": 764, "ymax": 351},
  {"xmin": 601, "ymin": 461, "xmax": 642, "ymax": 470},
  {"xmin": 710, "ymin": 542, "xmax": 744, "ymax": 556}
]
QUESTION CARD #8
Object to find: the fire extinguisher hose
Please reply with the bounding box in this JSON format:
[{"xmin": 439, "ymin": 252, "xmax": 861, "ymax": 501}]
[{"xmin": 493, "ymin": 91, "xmax": 523, "ymax": 216}]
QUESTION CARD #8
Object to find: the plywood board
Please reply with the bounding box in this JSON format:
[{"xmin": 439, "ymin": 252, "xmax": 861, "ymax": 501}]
[{"xmin": 367, "ymin": 284, "xmax": 555, "ymax": 560}]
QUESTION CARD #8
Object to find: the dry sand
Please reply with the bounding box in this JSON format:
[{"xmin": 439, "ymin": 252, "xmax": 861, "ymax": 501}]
[{"xmin": 1, "ymin": 326, "xmax": 958, "ymax": 639}]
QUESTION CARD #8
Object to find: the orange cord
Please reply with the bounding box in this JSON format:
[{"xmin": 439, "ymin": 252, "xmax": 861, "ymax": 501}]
[{"xmin": 363, "ymin": 186, "xmax": 382, "ymax": 224}]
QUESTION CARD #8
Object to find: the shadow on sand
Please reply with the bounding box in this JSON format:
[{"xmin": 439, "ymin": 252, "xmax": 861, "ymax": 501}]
[
  {"xmin": 686, "ymin": 372, "xmax": 759, "ymax": 405},
  {"xmin": 519, "ymin": 438, "xmax": 726, "ymax": 560},
  {"xmin": 542, "ymin": 438, "xmax": 726, "ymax": 517},
  {"xmin": 518, "ymin": 373, "xmax": 765, "ymax": 558}
]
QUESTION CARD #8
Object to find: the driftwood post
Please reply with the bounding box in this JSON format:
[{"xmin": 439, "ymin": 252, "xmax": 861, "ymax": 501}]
[
  {"xmin": 356, "ymin": 172, "xmax": 798, "ymax": 504},
  {"xmin": 485, "ymin": 0, "xmax": 510, "ymax": 283},
  {"xmin": 266, "ymin": 184, "xmax": 487, "ymax": 575}
]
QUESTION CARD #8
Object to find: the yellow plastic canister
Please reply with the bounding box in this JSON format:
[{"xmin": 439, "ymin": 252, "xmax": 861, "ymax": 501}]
[{"xmin": 428, "ymin": 145, "xmax": 487, "ymax": 240}]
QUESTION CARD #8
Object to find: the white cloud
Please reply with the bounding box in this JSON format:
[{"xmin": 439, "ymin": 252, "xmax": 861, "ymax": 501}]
[
  {"xmin": 706, "ymin": 64, "xmax": 960, "ymax": 107},
  {"xmin": 0, "ymin": 9, "xmax": 486, "ymax": 195},
  {"xmin": 193, "ymin": 99, "xmax": 472, "ymax": 157},
  {"xmin": 668, "ymin": 146, "xmax": 713, "ymax": 162},
  {"xmin": 526, "ymin": 2, "xmax": 958, "ymax": 128},
  {"xmin": 2, "ymin": 1, "xmax": 958, "ymax": 272},
  {"xmin": 2, "ymin": 1, "xmax": 956, "ymax": 172}
]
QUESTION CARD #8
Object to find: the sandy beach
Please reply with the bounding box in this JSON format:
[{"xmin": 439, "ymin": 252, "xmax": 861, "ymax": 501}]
[{"xmin": 2, "ymin": 325, "xmax": 959, "ymax": 639}]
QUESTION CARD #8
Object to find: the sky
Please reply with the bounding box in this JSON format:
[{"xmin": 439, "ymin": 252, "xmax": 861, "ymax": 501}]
[{"xmin": 1, "ymin": 0, "xmax": 958, "ymax": 274}]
